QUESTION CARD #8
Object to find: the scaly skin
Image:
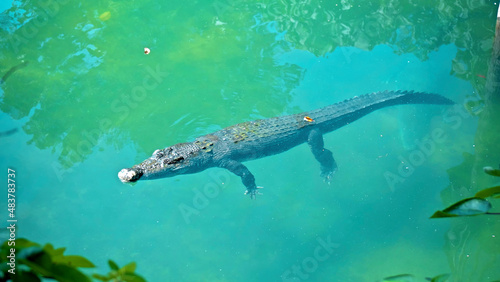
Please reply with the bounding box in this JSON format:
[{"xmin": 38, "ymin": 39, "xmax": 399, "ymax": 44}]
[{"xmin": 118, "ymin": 90, "xmax": 454, "ymax": 198}]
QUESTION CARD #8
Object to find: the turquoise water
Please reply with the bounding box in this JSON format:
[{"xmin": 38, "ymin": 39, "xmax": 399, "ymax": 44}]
[{"xmin": 1, "ymin": 0, "xmax": 500, "ymax": 281}]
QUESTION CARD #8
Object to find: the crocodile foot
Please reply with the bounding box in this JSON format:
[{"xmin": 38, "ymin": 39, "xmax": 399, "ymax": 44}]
[
  {"xmin": 244, "ymin": 186, "xmax": 263, "ymax": 199},
  {"xmin": 321, "ymin": 169, "xmax": 337, "ymax": 185}
]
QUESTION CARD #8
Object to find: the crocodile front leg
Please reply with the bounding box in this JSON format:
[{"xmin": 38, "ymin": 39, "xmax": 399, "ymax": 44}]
[
  {"xmin": 307, "ymin": 128, "xmax": 338, "ymax": 184},
  {"xmin": 217, "ymin": 159, "xmax": 260, "ymax": 198}
]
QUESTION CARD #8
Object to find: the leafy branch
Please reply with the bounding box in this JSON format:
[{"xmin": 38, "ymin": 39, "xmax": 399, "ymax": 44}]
[{"xmin": 0, "ymin": 238, "xmax": 146, "ymax": 282}]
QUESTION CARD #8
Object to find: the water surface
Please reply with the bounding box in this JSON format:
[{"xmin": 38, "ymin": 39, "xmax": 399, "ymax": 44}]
[{"xmin": 1, "ymin": 0, "xmax": 499, "ymax": 281}]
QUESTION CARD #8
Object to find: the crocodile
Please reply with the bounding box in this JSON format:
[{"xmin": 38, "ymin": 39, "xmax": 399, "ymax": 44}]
[{"xmin": 118, "ymin": 90, "xmax": 454, "ymax": 198}]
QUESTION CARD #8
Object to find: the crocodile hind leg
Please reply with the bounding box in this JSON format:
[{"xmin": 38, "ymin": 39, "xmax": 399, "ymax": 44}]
[
  {"xmin": 307, "ymin": 128, "xmax": 338, "ymax": 184},
  {"xmin": 217, "ymin": 159, "xmax": 261, "ymax": 199}
]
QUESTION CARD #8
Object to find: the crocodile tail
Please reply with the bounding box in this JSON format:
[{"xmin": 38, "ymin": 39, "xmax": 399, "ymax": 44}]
[
  {"xmin": 332, "ymin": 90, "xmax": 455, "ymax": 112},
  {"xmin": 388, "ymin": 90, "xmax": 455, "ymax": 105},
  {"xmin": 309, "ymin": 90, "xmax": 454, "ymax": 132}
]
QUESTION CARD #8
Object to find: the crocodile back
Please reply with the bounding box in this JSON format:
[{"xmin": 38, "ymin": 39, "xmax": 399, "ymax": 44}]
[
  {"xmin": 210, "ymin": 90, "xmax": 453, "ymax": 162},
  {"xmin": 211, "ymin": 114, "xmax": 312, "ymax": 162}
]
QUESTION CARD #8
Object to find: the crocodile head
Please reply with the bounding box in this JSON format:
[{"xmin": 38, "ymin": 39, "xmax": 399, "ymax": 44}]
[{"xmin": 118, "ymin": 142, "xmax": 208, "ymax": 183}]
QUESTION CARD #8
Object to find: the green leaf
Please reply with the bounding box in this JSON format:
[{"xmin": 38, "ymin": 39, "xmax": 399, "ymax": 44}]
[
  {"xmin": 10, "ymin": 238, "xmax": 40, "ymax": 249},
  {"xmin": 1, "ymin": 238, "xmax": 39, "ymax": 257},
  {"xmin": 474, "ymin": 186, "xmax": 500, "ymax": 199},
  {"xmin": 108, "ymin": 260, "xmax": 119, "ymax": 271},
  {"xmin": 121, "ymin": 272, "xmax": 147, "ymax": 282},
  {"xmin": 39, "ymin": 243, "xmax": 95, "ymax": 268},
  {"xmin": 430, "ymin": 211, "xmax": 458, "ymax": 218},
  {"xmin": 18, "ymin": 250, "xmax": 54, "ymax": 278},
  {"xmin": 50, "ymin": 264, "xmax": 92, "ymax": 282},
  {"xmin": 483, "ymin": 166, "xmax": 500, "ymax": 177},
  {"xmin": 53, "ymin": 255, "xmax": 95, "ymax": 268},
  {"xmin": 17, "ymin": 246, "xmax": 45, "ymax": 260},
  {"xmin": 430, "ymin": 273, "xmax": 451, "ymax": 282},
  {"xmin": 43, "ymin": 244, "xmax": 66, "ymax": 257},
  {"xmin": 18, "ymin": 248, "xmax": 91, "ymax": 282},
  {"xmin": 380, "ymin": 274, "xmax": 416, "ymax": 281},
  {"xmin": 20, "ymin": 258, "xmax": 91, "ymax": 282},
  {"xmin": 119, "ymin": 262, "xmax": 137, "ymax": 274},
  {"xmin": 431, "ymin": 197, "xmax": 492, "ymax": 218},
  {"xmin": 12, "ymin": 270, "xmax": 41, "ymax": 282},
  {"xmin": 443, "ymin": 197, "xmax": 491, "ymax": 215}
]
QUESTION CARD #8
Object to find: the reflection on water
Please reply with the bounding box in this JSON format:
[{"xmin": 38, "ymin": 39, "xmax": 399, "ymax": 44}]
[
  {"xmin": 0, "ymin": 0, "xmax": 496, "ymax": 169},
  {"xmin": 1, "ymin": 0, "xmax": 304, "ymax": 169},
  {"xmin": 0, "ymin": 0, "xmax": 499, "ymax": 281}
]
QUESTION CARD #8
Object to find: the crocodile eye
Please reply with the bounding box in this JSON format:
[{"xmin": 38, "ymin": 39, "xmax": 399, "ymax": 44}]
[{"xmin": 164, "ymin": 156, "xmax": 184, "ymax": 165}]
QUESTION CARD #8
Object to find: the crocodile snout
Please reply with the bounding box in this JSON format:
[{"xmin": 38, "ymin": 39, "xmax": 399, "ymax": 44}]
[{"xmin": 118, "ymin": 168, "xmax": 142, "ymax": 182}]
